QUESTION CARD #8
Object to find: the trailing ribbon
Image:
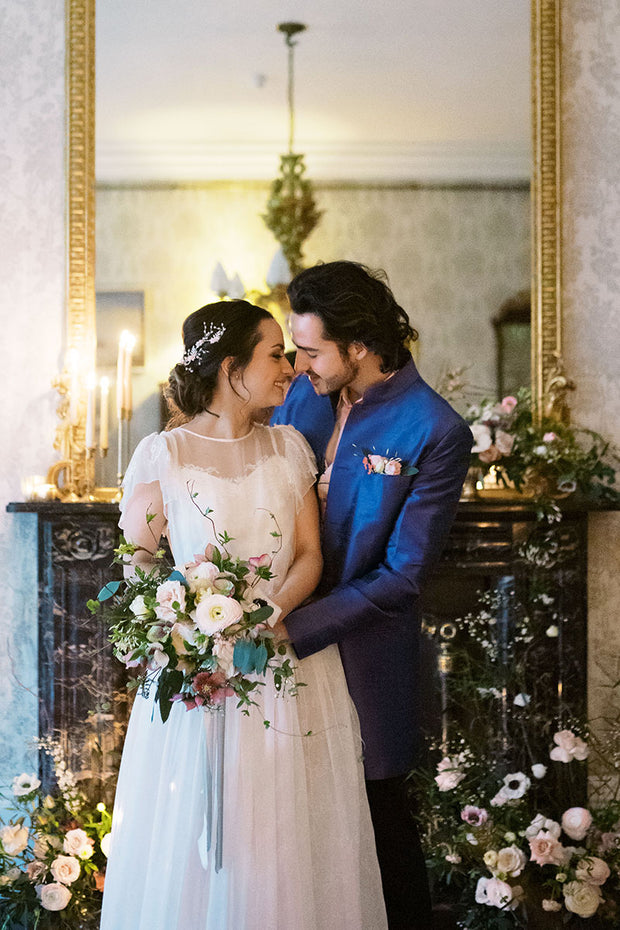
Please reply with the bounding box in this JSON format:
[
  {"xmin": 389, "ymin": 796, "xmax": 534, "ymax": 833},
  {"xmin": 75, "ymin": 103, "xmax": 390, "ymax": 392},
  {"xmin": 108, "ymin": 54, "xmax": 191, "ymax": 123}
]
[{"xmin": 199, "ymin": 701, "xmax": 226, "ymax": 873}]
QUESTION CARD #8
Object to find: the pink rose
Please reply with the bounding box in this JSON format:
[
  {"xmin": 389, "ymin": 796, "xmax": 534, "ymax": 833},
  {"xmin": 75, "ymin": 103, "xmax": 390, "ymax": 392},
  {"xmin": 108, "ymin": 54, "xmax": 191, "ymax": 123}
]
[
  {"xmin": 550, "ymin": 729, "xmax": 589, "ymax": 763},
  {"xmin": 37, "ymin": 882, "xmax": 72, "ymax": 911},
  {"xmin": 501, "ymin": 396, "xmax": 518, "ymax": 414},
  {"xmin": 543, "ymin": 431, "xmax": 558, "ymax": 442},
  {"xmin": 154, "ymin": 579, "xmax": 186, "ymax": 622},
  {"xmin": 479, "ymin": 445, "xmax": 502, "ymax": 463},
  {"xmin": 185, "ymin": 560, "xmax": 220, "ymax": 593},
  {"xmin": 50, "ymin": 855, "xmax": 81, "ymax": 885},
  {"xmin": 384, "ymin": 458, "xmax": 402, "ymax": 476},
  {"xmin": 529, "ymin": 830, "xmax": 565, "ymax": 866},
  {"xmin": 562, "ymin": 807, "xmax": 593, "ymax": 841},
  {"xmin": 575, "ymin": 856, "xmax": 610, "ymax": 886},
  {"xmin": 367, "ymin": 454, "xmax": 386, "ymax": 473},
  {"xmin": 495, "ymin": 430, "xmax": 515, "ymax": 455}
]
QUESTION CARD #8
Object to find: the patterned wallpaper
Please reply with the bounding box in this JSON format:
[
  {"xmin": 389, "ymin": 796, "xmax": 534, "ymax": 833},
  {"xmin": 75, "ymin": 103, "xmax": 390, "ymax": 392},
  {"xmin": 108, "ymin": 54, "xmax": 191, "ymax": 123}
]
[
  {"xmin": 561, "ymin": 3, "xmax": 620, "ymax": 727},
  {"xmin": 95, "ymin": 183, "xmax": 530, "ymax": 483},
  {"xmin": 0, "ymin": 0, "xmax": 65, "ymax": 793}
]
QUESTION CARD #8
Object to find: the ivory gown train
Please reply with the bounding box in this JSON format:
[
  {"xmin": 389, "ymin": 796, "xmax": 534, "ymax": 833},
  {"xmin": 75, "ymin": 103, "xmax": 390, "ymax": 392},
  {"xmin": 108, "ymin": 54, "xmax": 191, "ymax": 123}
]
[{"xmin": 99, "ymin": 423, "xmax": 388, "ymax": 930}]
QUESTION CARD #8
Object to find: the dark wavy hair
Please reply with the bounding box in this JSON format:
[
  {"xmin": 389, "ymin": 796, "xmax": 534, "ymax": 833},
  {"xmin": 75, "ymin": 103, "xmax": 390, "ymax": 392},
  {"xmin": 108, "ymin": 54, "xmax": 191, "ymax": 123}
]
[
  {"xmin": 287, "ymin": 261, "xmax": 418, "ymax": 372},
  {"xmin": 164, "ymin": 300, "xmax": 272, "ymax": 423}
]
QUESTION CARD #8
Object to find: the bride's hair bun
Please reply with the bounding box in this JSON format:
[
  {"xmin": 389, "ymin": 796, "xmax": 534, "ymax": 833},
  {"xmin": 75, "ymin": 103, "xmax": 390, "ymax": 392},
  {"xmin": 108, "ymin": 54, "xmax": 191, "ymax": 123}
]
[{"xmin": 164, "ymin": 299, "xmax": 273, "ymax": 424}]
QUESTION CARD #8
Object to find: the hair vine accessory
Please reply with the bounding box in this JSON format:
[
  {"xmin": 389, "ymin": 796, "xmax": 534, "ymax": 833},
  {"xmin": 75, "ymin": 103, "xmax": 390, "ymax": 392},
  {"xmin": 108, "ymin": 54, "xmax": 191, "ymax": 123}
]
[{"xmin": 182, "ymin": 322, "xmax": 226, "ymax": 372}]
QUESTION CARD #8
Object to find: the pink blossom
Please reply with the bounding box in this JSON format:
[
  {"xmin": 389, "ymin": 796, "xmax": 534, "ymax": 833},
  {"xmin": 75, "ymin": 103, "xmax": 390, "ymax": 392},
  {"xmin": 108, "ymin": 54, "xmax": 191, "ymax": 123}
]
[
  {"xmin": 543, "ymin": 431, "xmax": 558, "ymax": 442},
  {"xmin": 529, "ymin": 830, "xmax": 566, "ymax": 866},
  {"xmin": 501, "ymin": 396, "xmax": 518, "ymax": 414},
  {"xmin": 154, "ymin": 579, "xmax": 186, "ymax": 622},
  {"xmin": 550, "ymin": 730, "xmax": 589, "ymax": 763},
  {"xmin": 479, "ymin": 445, "xmax": 503, "ymax": 463},
  {"xmin": 367, "ymin": 454, "xmax": 387, "ymax": 473},
  {"xmin": 192, "ymin": 543, "xmax": 217, "ymax": 563},
  {"xmin": 248, "ymin": 554, "xmax": 272, "ymax": 570},
  {"xmin": 384, "ymin": 458, "xmax": 402, "ymax": 476},
  {"xmin": 192, "ymin": 671, "xmax": 234, "ymax": 705},
  {"xmin": 461, "ymin": 805, "xmax": 488, "ymax": 827},
  {"xmin": 562, "ymin": 807, "xmax": 593, "ymax": 841}
]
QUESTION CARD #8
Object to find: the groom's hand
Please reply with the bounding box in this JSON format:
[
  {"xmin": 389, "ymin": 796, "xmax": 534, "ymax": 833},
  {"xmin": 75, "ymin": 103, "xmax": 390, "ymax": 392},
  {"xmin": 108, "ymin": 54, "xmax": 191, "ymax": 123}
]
[{"xmin": 271, "ymin": 620, "xmax": 289, "ymax": 645}]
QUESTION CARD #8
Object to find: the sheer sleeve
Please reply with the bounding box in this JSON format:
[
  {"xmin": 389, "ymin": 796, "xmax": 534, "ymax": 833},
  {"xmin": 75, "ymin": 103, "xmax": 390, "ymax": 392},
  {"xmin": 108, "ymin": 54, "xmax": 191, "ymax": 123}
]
[
  {"xmin": 118, "ymin": 432, "xmax": 171, "ymax": 532},
  {"xmin": 274, "ymin": 425, "xmax": 318, "ymax": 510}
]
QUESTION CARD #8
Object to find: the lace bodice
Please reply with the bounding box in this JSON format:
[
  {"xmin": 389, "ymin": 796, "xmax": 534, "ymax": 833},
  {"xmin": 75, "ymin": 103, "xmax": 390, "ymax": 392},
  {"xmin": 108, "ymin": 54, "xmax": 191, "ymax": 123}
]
[{"xmin": 119, "ymin": 423, "xmax": 317, "ymax": 597}]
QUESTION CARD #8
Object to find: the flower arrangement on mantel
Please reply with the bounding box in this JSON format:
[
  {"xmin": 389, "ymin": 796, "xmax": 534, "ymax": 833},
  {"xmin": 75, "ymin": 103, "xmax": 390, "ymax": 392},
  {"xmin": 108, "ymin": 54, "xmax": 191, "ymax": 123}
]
[
  {"xmin": 409, "ymin": 526, "xmax": 620, "ymax": 929},
  {"xmin": 0, "ymin": 739, "xmax": 110, "ymax": 929},
  {"xmin": 464, "ymin": 388, "xmax": 619, "ymax": 516}
]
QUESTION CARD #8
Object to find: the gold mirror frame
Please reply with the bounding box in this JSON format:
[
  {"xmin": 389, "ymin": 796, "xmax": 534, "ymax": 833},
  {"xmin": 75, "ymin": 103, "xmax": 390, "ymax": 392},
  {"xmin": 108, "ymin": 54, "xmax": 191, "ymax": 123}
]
[{"xmin": 65, "ymin": 0, "xmax": 562, "ymax": 419}]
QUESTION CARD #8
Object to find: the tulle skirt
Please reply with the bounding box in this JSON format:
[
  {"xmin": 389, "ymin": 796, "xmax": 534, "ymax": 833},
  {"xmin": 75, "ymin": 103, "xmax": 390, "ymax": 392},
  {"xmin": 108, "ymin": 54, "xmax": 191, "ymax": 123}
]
[{"xmin": 100, "ymin": 644, "xmax": 387, "ymax": 930}]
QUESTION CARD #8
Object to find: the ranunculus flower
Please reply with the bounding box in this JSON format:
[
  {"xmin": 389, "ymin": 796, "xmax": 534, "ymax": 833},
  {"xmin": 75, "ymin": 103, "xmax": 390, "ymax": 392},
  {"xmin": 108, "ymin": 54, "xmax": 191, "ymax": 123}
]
[
  {"xmin": 471, "ymin": 424, "xmax": 493, "ymax": 453},
  {"xmin": 531, "ymin": 764, "xmax": 547, "ymax": 779},
  {"xmin": 475, "ymin": 877, "xmax": 515, "ymax": 909},
  {"xmin": 542, "ymin": 899, "xmax": 562, "ymax": 912},
  {"xmin": 461, "ymin": 805, "xmax": 488, "ymax": 827},
  {"xmin": 434, "ymin": 755, "xmax": 466, "ymax": 791},
  {"xmin": 0, "ymin": 823, "xmax": 29, "ymax": 856},
  {"xmin": 154, "ymin": 579, "xmax": 186, "ymax": 622},
  {"xmin": 38, "ymin": 881, "xmax": 72, "ymax": 911},
  {"xmin": 561, "ymin": 807, "xmax": 593, "ymax": 841},
  {"xmin": 575, "ymin": 856, "xmax": 610, "ymax": 886},
  {"xmin": 50, "ymin": 855, "xmax": 80, "ymax": 885},
  {"xmin": 185, "ymin": 560, "xmax": 220, "ymax": 593},
  {"xmin": 193, "ymin": 593, "xmax": 243, "ymax": 636},
  {"xmin": 12, "ymin": 772, "xmax": 41, "ymax": 796},
  {"xmin": 550, "ymin": 730, "xmax": 589, "ymax": 763},
  {"xmin": 563, "ymin": 880, "xmax": 603, "ymax": 918},
  {"xmin": 495, "ymin": 845, "xmax": 527, "ymax": 878},
  {"xmin": 529, "ymin": 830, "xmax": 565, "ymax": 866},
  {"xmin": 63, "ymin": 827, "xmax": 93, "ymax": 858}
]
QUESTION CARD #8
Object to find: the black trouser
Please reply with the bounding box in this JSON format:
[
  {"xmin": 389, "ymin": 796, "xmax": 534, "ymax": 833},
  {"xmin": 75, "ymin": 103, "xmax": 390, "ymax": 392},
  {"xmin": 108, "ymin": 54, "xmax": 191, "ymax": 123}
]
[{"xmin": 365, "ymin": 776, "xmax": 434, "ymax": 930}]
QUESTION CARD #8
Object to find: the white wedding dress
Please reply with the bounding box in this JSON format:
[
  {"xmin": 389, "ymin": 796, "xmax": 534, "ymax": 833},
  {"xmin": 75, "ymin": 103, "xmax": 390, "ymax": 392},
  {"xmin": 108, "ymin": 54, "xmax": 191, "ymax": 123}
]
[{"xmin": 100, "ymin": 423, "xmax": 387, "ymax": 930}]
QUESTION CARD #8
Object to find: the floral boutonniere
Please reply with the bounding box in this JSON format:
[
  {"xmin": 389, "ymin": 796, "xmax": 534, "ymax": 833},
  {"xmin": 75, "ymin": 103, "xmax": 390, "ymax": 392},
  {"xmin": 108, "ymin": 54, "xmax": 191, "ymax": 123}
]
[{"xmin": 353, "ymin": 445, "xmax": 418, "ymax": 477}]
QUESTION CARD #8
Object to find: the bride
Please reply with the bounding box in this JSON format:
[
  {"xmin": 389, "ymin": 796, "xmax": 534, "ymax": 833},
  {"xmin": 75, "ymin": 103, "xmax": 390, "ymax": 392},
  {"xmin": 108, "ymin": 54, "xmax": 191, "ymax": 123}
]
[{"xmin": 99, "ymin": 300, "xmax": 387, "ymax": 930}]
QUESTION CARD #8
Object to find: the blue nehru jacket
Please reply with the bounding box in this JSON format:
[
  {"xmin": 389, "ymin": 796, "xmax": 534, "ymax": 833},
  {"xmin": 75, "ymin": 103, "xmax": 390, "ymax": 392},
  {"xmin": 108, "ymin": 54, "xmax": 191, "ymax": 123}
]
[{"xmin": 271, "ymin": 359, "xmax": 473, "ymax": 779}]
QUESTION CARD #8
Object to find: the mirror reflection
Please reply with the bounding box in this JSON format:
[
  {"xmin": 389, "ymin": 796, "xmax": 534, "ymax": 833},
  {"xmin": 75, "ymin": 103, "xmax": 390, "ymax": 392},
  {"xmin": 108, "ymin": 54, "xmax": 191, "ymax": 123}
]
[{"xmin": 95, "ymin": 1, "xmax": 530, "ymax": 486}]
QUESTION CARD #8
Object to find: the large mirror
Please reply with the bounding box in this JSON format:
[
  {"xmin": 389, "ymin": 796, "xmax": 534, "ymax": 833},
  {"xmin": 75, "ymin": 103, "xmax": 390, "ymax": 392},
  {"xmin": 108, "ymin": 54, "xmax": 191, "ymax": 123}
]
[{"xmin": 65, "ymin": 0, "xmax": 561, "ymax": 486}]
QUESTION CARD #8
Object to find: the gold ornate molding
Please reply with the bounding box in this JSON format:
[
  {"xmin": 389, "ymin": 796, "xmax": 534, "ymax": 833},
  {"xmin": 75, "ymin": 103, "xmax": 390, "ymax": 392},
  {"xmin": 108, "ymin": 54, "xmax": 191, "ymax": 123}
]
[
  {"xmin": 66, "ymin": 0, "xmax": 96, "ymax": 361},
  {"xmin": 531, "ymin": 0, "xmax": 562, "ymax": 413}
]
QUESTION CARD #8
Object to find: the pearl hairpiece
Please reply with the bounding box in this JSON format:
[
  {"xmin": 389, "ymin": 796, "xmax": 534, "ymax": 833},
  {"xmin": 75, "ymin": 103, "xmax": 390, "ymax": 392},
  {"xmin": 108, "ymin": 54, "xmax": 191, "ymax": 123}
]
[{"xmin": 182, "ymin": 322, "xmax": 226, "ymax": 372}]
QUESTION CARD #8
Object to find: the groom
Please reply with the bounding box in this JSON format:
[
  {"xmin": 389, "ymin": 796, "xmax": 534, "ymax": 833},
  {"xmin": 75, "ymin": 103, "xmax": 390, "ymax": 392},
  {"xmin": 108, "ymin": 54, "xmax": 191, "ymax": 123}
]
[{"xmin": 272, "ymin": 261, "xmax": 472, "ymax": 929}]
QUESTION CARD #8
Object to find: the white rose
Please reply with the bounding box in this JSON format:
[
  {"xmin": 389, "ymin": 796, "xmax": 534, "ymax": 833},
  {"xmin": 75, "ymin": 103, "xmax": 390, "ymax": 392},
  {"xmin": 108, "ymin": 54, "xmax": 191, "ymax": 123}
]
[
  {"xmin": 38, "ymin": 881, "xmax": 72, "ymax": 911},
  {"xmin": 12, "ymin": 772, "xmax": 41, "ymax": 796},
  {"xmin": 495, "ymin": 845, "xmax": 527, "ymax": 878},
  {"xmin": 550, "ymin": 730, "xmax": 589, "ymax": 763},
  {"xmin": 185, "ymin": 560, "xmax": 220, "ymax": 593},
  {"xmin": 542, "ymin": 899, "xmax": 562, "ymax": 912},
  {"xmin": 100, "ymin": 832, "xmax": 111, "ymax": 857},
  {"xmin": 471, "ymin": 424, "xmax": 493, "ymax": 453},
  {"xmin": 531, "ymin": 764, "xmax": 547, "ymax": 779},
  {"xmin": 193, "ymin": 594, "xmax": 243, "ymax": 636},
  {"xmin": 561, "ymin": 807, "xmax": 593, "ymax": 841},
  {"xmin": 475, "ymin": 876, "xmax": 515, "ymax": 909},
  {"xmin": 63, "ymin": 827, "xmax": 92, "ymax": 857},
  {"xmin": 0, "ymin": 823, "xmax": 29, "ymax": 856},
  {"xmin": 563, "ymin": 880, "xmax": 603, "ymax": 918},
  {"xmin": 50, "ymin": 855, "xmax": 80, "ymax": 885},
  {"xmin": 155, "ymin": 579, "xmax": 186, "ymax": 622},
  {"xmin": 212, "ymin": 635, "xmax": 236, "ymax": 676},
  {"xmin": 129, "ymin": 594, "xmax": 148, "ymax": 616},
  {"xmin": 575, "ymin": 856, "xmax": 611, "ymax": 886}
]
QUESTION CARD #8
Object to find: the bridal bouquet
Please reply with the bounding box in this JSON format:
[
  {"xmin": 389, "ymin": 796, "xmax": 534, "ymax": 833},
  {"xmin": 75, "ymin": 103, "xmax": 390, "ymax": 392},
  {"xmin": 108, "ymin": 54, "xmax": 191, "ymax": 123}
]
[
  {"xmin": 87, "ymin": 511, "xmax": 297, "ymax": 724},
  {"xmin": 0, "ymin": 739, "xmax": 110, "ymax": 929}
]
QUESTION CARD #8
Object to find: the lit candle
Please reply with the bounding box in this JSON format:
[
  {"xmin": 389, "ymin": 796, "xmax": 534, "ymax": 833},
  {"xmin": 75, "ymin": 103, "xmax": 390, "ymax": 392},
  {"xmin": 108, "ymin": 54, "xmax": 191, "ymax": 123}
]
[
  {"xmin": 122, "ymin": 332, "xmax": 136, "ymax": 419},
  {"xmin": 99, "ymin": 376, "xmax": 110, "ymax": 452},
  {"xmin": 116, "ymin": 334, "xmax": 126, "ymax": 420},
  {"xmin": 85, "ymin": 372, "xmax": 97, "ymax": 449}
]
